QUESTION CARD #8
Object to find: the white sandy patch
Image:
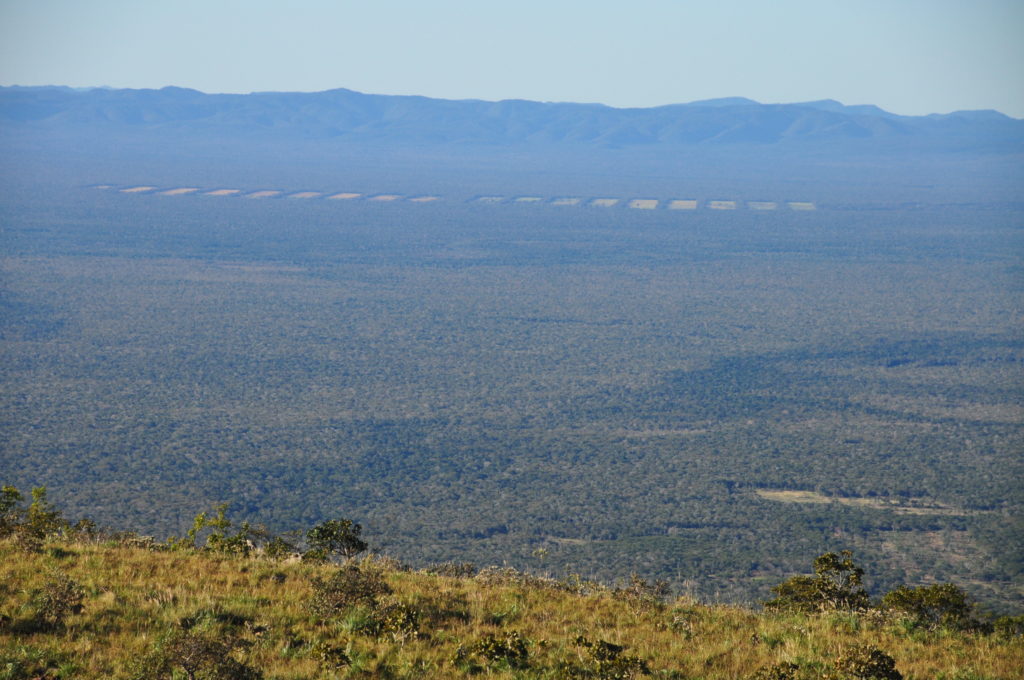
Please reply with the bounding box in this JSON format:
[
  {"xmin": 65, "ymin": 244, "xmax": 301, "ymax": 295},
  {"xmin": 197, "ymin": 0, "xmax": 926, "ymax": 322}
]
[
  {"xmin": 590, "ymin": 198, "xmax": 619, "ymax": 207},
  {"xmin": 161, "ymin": 187, "xmax": 199, "ymax": 196},
  {"xmin": 708, "ymin": 200, "xmax": 736, "ymax": 210},
  {"xmin": 205, "ymin": 189, "xmax": 241, "ymax": 196},
  {"xmin": 120, "ymin": 186, "xmax": 156, "ymax": 193},
  {"xmin": 668, "ymin": 200, "xmax": 698, "ymax": 210},
  {"xmin": 327, "ymin": 192, "xmax": 361, "ymax": 200},
  {"xmin": 788, "ymin": 201, "xmax": 816, "ymax": 210},
  {"xmin": 628, "ymin": 199, "xmax": 658, "ymax": 209}
]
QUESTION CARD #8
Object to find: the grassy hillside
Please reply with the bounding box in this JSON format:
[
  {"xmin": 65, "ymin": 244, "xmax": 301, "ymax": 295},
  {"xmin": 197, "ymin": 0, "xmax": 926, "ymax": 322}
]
[{"xmin": 1, "ymin": 496, "xmax": 1021, "ymax": 679}]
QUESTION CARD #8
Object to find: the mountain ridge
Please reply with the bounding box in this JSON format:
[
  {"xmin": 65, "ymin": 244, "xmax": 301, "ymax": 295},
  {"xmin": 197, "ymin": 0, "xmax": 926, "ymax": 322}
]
[{"xmin": 2, "ymin": 85, "xmax": 1020, "ymax": 152}]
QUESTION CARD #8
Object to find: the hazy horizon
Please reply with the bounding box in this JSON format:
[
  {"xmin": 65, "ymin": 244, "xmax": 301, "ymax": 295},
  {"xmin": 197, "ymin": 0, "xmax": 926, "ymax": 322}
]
[{"xmin": 2, "ymin": 1, "xmax": 1022, "ymax": 118}]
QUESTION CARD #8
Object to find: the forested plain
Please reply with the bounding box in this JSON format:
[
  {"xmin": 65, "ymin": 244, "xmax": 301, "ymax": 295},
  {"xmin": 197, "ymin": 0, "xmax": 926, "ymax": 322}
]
[{"xmin": 1, "ymin": 137, "xmax": 1022, "ymax": 613}]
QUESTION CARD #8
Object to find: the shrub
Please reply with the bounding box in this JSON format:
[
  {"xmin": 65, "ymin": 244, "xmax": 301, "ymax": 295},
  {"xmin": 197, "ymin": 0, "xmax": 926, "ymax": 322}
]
[
  {"xmin": 880, "ymin": 583, "xmax": 977, "ymax": 631},
  {"xmin": 829, "ymin": 645, "xmax": 902, "ymax": 680},
  {"xmin": 308, "ymin": 565, "xmax": 391, "ymax": 617},
  {"xmin": 130, "ymin": 628, "xmax": 262, "ymax": 680},
  {"xmin": 455, "ymin": 630, "xmax": 530, "ymax": 670},
  {"xmin": 27, "ymin": 571, "xmax": 84, "ymax": 632},
  {"xmin": 749, "ymin": 662, "xmax": 801, "ymax": 680},
  {"xmin": 993, "ymin": 614, "xmax": 1024, "ymax": 638},
  {"xmin": 613, "ymin": 573, "xmax": 671, "ymax": 617},
  {"xmin": 556, "ymin": 635, "xmax": 651, "ymax": 679},
  {"xmin": 0, "ymin": 485, "xmax": 23, "ymax": 537},
  {"xmin": 765, "ymin": 551, "xmax": 869, "ymax": 613}
]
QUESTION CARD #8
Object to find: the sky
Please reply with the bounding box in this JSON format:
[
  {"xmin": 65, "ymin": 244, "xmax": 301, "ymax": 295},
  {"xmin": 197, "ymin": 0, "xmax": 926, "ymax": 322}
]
[{"xmin": 1, "ymin": 0, "xmax": 1022, "ymax": 118}]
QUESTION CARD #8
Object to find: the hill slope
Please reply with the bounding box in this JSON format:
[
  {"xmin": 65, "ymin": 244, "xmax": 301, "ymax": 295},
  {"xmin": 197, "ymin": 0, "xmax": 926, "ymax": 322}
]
[{"xmin": 2, "ymin": 531, "xmax": 1022, "ymax": 679}]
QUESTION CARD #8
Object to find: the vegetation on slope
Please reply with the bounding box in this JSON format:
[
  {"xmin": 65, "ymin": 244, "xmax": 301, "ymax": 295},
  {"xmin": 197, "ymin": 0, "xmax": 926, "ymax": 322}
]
[{"xmin": 1, "ymin": 487, "xmax": 1021, "ymax": 679}]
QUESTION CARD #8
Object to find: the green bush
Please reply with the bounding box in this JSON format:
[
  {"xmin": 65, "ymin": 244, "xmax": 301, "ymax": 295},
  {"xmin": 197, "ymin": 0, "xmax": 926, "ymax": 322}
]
[
  {"xmin": 765, "ymin": 551, "xmax": 869, "ymax": 613},
  {"xmin": 880, "ymin": 584, "xmax": 977, "ymax": 631}
]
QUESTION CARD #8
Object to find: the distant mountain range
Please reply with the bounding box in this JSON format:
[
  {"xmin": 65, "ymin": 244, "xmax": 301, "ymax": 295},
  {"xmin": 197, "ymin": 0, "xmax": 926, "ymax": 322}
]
[{"xmin": 2, "ymin": 86, "xmax": 1021, "ymax": 154}]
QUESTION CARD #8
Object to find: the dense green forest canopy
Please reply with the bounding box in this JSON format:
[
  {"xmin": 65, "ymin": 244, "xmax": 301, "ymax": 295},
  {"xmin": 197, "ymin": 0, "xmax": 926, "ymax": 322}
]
[{"xmin": 1, "ymin": 130, "xmax": 1022, "ymax": 613}]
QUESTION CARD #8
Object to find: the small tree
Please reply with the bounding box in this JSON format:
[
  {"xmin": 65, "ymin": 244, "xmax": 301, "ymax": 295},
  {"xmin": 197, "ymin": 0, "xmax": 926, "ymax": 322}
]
[
  {"xmin": 304, "ymin": 518, "xmax": 367, "ymax": 562},
  {"xmin": 175, "ymin": 503, "xmax": 259, "ymax": 556},
  {"xmin": 24, "ymin": 487, "xmax": 65, "ymax": 539},
  {"xmin": 0, "ymin": 485, "xmax": 23, "ymax": 536},
  {"xmin": 765, "ymin": 551, "xmax": 869, "ymax": 613}
]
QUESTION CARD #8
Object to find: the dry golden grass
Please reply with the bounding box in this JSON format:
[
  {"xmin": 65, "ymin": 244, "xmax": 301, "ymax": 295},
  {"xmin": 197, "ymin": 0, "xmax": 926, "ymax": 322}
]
[
  {"xmin": 590, "ymin": 198, "xmax": 620, "ymax": 207},
  {"xmin": 708, "ymin": 200, "xmax": 737, "ymax": 210},
  {"xmin": 668, "ymin": 200, "xmax": 698, "ymax": 210},
  {"xmin": 327, "ymin": 192, "xmax": 362, "ymax": 200},
  {"xmin": 204, "ymin": 189, "xmax": 241, "ymax": 196},
  {"xmin": 159, "ymin": 187, "xmax": 199, "ymax": 196},
  {"xmin": 2, "ymin": 537, "xmax": 1018, "ymax": 679}
]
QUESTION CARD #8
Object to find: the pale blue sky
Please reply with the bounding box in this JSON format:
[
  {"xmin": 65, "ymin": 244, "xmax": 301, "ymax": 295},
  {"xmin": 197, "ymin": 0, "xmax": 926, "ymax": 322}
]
[{"xmin": 1, "ymin": 0, "xmax": 1022, "ymax": 117}]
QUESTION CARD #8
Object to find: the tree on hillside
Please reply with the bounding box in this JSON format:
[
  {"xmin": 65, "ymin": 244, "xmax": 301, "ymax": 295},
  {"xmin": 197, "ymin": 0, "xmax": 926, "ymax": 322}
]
[
  {"xmin": 764, "ymin": 550, "xmax": 869, "ymax": 613},
  {"xmin": 304, "ymin": 518, "xmax": 368, "ymax": 562}
]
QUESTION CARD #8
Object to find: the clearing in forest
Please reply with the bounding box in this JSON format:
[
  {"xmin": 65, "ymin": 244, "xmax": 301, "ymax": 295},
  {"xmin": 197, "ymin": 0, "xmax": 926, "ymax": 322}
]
[{"xmin": 754, "ymin": 489, "xmax": 969, "ymax": 516}]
